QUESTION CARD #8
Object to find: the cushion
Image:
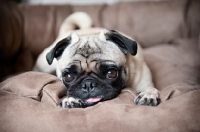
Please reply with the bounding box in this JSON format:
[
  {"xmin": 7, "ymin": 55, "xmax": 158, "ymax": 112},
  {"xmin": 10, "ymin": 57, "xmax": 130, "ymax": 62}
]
[
  {"xmin": 144, "ymin": 38, "xmax": 200, "ymax": 90},
  {"xmin": 102, "ymin": 0, "xmax": 188, "ymax": 47},
  {"xmin": 0, "ymin": 38, "xmax": 200, "ymax": 132},
  {"xmin": 0, "ymin": 66, "xmax": 200, "ymax": 131}
]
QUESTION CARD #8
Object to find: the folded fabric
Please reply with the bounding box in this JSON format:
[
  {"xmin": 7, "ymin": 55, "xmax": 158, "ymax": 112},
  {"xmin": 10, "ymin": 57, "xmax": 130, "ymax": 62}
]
[{"xmin": 0, "ymin": 72, "xmax": 200, "ymax": 132}]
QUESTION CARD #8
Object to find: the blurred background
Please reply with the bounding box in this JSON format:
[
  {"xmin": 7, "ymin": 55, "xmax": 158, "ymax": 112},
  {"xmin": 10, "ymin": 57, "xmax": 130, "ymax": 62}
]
[{"xmin": 12, "ymin": 0, "xmax": 164, "ymax": 5}]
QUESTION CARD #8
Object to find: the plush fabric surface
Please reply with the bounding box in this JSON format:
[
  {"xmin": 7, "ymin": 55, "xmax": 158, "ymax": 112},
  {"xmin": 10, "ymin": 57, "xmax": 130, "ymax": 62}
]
[
  {"xmin": 0, "ymin": 72, "xmax": 200, "ymax": 132},
  {"xmin": 0, "ymin": 38, "xmax": 200, "ymax": 132},
  {"xmin": 145, "ymin": 38, "xmax": 200, "ymax": 90},
  {"xmin": 0, "ymin": 0, "xmax": 200, "ymax": 132}
]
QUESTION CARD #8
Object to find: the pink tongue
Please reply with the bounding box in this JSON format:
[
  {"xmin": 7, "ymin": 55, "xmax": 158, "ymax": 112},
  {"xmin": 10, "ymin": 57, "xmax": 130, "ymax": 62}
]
[{"xmin": 86, "ymin": 98, "xmax": 102, "ymax": 103}]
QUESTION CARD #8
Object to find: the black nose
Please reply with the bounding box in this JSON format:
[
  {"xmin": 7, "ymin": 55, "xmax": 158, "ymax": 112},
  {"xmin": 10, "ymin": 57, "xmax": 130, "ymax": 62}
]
[{"xmin": 81, "ymin": 80, "xmax": 97, "ymax": 93}]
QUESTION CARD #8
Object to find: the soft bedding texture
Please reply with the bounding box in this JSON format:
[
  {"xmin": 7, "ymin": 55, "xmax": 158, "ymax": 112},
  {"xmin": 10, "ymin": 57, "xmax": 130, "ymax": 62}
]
[
  {"xmin": 1, "ymin": 38, "xmax": 200, "ymax": 132},
  {"xmin": 0, "ymin": 0, "xmax": 200, "ymax": 132},
  {"xmin": 0, "ymin": 71, "xmax": 200, "ymax": 132}
]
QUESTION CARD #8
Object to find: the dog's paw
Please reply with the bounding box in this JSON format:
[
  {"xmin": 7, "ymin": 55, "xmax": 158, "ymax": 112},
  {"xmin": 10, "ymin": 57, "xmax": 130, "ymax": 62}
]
[
  {"xmin": 59, "ymin": 97, "xmax": 85, "ymax": 108},
  {"xmin": 134, "ymin": 88, "xmax": 160, "ymax": 106}
]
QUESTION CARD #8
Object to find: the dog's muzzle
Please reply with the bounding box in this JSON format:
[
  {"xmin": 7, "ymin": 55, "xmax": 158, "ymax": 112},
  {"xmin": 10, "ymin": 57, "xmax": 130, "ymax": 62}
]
[{"xmin": 80, "ymin": 78, "xmax": 103, "ymax": 106}]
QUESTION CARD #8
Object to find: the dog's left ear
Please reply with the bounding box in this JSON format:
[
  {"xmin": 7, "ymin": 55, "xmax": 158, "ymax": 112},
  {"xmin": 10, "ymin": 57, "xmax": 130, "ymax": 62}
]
[
  {"xmin": 105, "ymin": 30, "xmax": 137, "ymax": 56},
  {"xmin": 46, "ymin": 37, "xmax": 71, "ymax": 65}
]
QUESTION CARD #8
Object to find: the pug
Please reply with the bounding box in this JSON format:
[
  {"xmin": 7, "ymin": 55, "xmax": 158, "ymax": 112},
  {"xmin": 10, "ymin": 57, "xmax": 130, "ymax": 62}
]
[{"xmin": 33, "ymin": 12, "xmax": 160, "ymax": 108}]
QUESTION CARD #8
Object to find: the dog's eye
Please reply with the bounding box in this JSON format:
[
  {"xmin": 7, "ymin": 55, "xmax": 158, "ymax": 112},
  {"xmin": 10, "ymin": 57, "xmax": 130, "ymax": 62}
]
[
  {"xmin": 64, "ymin": 73, "xmax": 75, "ymax": 82},
  {"xmin": 106, "ymin": 70, "xmax": 117, "ymax": 79}
]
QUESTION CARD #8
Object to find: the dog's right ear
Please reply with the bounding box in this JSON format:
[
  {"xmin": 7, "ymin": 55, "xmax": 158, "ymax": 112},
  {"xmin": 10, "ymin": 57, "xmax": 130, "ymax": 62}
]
[{"xmin": 46, "ymin": 37, "xmax": 71, "ymax": 65}]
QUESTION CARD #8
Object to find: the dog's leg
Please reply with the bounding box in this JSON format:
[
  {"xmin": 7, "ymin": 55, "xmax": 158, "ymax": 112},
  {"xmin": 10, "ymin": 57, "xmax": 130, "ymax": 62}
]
[
  {"xmin": 134, "ymin": 87, "xmax": 160, "ymax": 106},
  {"xmin": 133, "ymin": 61, "xmax": 160, "ymax": 106}
]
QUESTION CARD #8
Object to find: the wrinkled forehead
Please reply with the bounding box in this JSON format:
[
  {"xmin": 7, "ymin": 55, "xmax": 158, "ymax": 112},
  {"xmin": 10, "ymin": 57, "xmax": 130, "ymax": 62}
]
[{"xmin": 58, "ymin": 29, "xmax": 126, "ymax": 71}]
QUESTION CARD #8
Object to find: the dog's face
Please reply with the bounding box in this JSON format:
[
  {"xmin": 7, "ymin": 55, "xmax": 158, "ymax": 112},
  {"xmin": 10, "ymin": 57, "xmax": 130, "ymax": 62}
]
[{"xmin": 46, "ymin": 29, "xmax": 137, "ymax": 106}]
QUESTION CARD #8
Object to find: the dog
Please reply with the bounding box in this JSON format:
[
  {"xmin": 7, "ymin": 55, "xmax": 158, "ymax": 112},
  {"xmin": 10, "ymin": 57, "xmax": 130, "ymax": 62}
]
[{"xmin": 33, "ymin": 12, "xmax": 160, "ymax": 108}]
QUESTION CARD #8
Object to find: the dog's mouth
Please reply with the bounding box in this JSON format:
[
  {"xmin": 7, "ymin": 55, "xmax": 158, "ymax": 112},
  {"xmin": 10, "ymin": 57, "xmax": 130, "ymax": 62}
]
[
  {"xmin": 83, "ymin": 96, "xmax": 104, "ymax": 106},
  {"xmin": 85, "ymin": 97, "xmax": 102, "ymax": 103}
]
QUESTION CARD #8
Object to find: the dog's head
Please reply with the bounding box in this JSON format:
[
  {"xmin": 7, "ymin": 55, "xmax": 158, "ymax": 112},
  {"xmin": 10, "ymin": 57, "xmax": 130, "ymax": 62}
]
[{"xmin": 46, "ymin": 29, "xmax": 137, "ymax": 106}]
